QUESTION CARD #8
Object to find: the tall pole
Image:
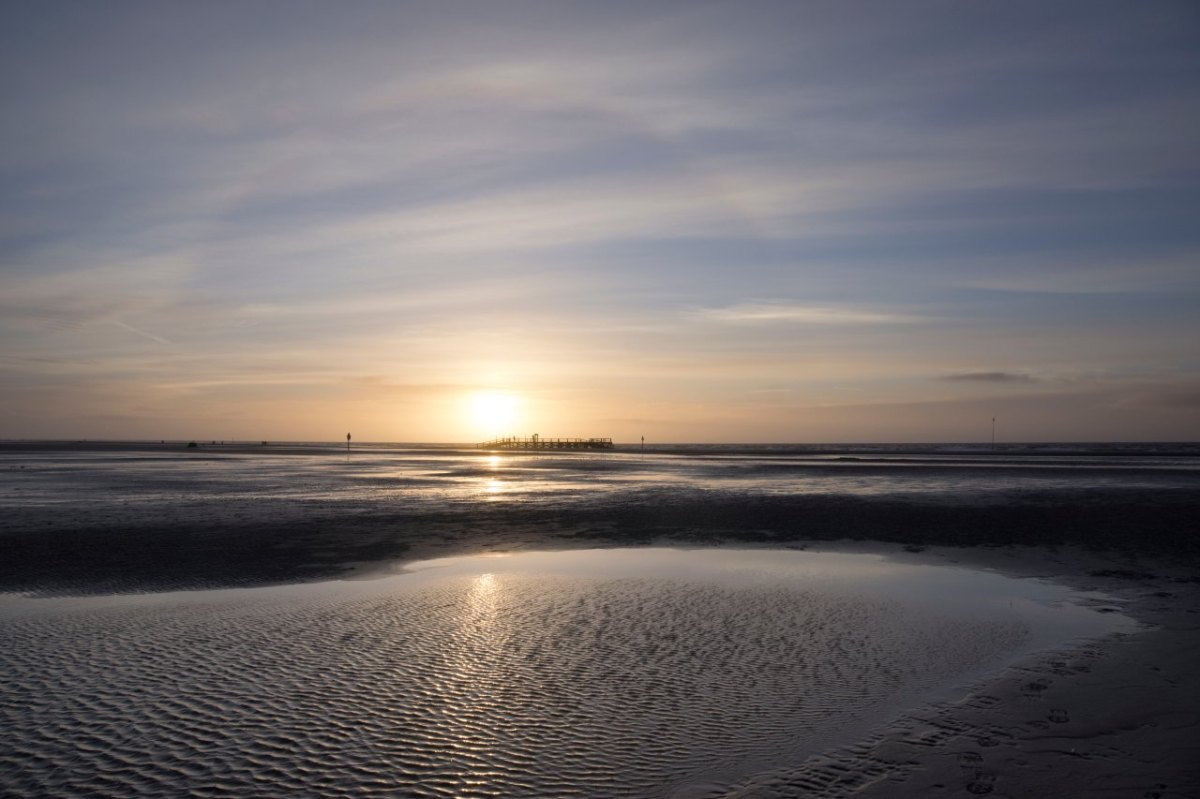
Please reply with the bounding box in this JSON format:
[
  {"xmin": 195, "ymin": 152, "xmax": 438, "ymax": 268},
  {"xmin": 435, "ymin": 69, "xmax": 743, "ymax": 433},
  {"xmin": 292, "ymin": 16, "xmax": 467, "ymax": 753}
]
[
  {"xmin": 641, "ymin": 435, "xmax": 644, "ymax": 458},
  {"xmin": 991, "ymin": 417, "xmax": 995, "ymax": 450}
]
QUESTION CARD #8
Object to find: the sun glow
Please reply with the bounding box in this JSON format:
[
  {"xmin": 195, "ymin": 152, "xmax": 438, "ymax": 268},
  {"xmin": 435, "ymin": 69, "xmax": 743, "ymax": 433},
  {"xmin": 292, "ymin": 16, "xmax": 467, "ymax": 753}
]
[{"xmin": 468, "ymin": 391, "xmax": 520, "ymax": 437}]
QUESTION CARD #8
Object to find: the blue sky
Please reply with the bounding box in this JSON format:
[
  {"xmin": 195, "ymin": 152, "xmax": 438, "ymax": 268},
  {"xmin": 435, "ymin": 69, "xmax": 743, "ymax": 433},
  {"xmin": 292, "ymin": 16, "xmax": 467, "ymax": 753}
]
[{"xmin": 2, "ymin": 1, "xmax": 1198, "ymax": 441}]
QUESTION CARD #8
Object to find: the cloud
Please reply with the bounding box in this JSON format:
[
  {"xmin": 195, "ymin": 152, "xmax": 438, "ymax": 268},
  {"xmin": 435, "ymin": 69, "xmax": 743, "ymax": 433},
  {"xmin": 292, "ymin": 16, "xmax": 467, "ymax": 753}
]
[
  {"xmin": 1119, "ymin": 384, "xmax": 1200, "ymax": 410},
  {"xmin": 940, "ymin": 371, "xmax": 1037, "ymax": 383},
  {"xmin": 944, "ymin": 249, "xmax": 1200, "ymax": 296},
  {"xmin": 2, "ymin": 2, "xmax": 1198, "ymax": 440},
  {"xmin": 109, "ymin": 320, "xmax": 172, "ymax": 346},
  {"xmin": 696, "ymin": 302, "xmax": 927, "ymax": 325}
]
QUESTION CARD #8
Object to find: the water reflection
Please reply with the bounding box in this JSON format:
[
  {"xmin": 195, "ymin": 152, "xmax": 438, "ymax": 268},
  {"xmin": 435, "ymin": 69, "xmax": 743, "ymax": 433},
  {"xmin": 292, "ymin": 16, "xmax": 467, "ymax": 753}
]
[
  {"xmin": 0, "ymin": 548, "xmax": 1136, "ymax": 799},
  {"xmin": 467, "ymin": 572, "xmax": 499, "ymax": 617},
  {"xmin": 9, "ymin": 447, "xmax": 1195, "ymax": 542},
  {"xmin": 439, "ymin": 572, "xmax": 507, "ymax": 791},
  {"xmin": 400, "ymin": 548, "xmax": 1135, "ymax": 650}
]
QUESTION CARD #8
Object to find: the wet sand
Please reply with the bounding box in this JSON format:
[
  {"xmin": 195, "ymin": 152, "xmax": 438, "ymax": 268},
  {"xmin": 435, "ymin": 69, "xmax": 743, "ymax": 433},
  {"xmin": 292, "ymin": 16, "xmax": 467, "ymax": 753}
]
[
  {"xmin": 2, "ymin": 441, "xmax": 1198, "ymax": 796},
  {"xmin": 3, "ymin": 486, "xmax": 1197, "ymax": 596},
  {"xmin": 3, "ymin": 445, "xmax": 1197, "ymax": 596},
  {"xmin": 5, "ymin": 549, "xmax": 1135, "ymax": 798},
  {"xmin": 714, "ymin": 545, "xmax": 1200, "ymax": 798}
]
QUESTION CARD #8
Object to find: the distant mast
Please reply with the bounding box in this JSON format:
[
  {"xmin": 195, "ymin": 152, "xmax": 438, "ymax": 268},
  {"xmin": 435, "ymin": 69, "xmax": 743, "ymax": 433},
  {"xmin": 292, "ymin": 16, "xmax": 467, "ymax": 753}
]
[{"xmin": 991, "ymin": 417, "xmax": 996, "ymax": 450}]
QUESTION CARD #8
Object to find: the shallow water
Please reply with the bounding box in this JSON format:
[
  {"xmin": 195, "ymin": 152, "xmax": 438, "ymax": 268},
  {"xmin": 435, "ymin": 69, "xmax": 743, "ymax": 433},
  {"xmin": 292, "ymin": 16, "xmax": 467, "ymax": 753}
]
[
  {"xmin": 3, "ymin": 444, "xmax": 1198, "ymax": 536},
  {"xmin": 0, "ymin": 548, "xmax": 1133, "ymax": 798},
  {"xmin": 3, "ymin": 442, "xmax": 1198, "ymax": 594},
  {"xmin": 5, "ymin": 444, "xmax": 1199, "ymax": 514}
]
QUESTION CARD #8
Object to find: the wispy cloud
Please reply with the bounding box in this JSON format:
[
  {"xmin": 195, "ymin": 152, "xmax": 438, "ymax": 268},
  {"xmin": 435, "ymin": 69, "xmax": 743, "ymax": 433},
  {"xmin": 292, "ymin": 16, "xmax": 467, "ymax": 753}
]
[
  {"xmin": 1, "ymin": 2, "xmax": 1198, "ymax": 440},
  {"xmin": 945, "ymin": 252, "xmax": 1200, "ymax": 296},
  {"xmin": 109, "ymin": 320, "xmax": 171, "ymax": 346},
  {"xmin": 940, "ymin": 371, "xmax": 1037, "ymax": 384},
  {"xmin": 1118, "ymin": 383, "xmax": 1200, "ymax": 410},
  {"xmin": 696, "ymin": 302, "xmax": 927, "ymax": 325}
]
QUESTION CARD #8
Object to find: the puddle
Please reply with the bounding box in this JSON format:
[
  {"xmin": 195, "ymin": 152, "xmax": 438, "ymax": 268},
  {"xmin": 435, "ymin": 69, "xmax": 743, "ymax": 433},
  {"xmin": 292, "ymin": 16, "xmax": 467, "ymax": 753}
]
[{"xmin": 0, "ymin": 548, "xmax": 1134, "ymax": 798}]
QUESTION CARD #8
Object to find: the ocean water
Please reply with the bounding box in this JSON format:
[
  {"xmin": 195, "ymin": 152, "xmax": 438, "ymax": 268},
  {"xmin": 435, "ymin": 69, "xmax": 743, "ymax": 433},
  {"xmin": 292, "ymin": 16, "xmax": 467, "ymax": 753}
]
[{"xmin": 0, "ymin": 548, "xmax": 1134, "ymax": 799}]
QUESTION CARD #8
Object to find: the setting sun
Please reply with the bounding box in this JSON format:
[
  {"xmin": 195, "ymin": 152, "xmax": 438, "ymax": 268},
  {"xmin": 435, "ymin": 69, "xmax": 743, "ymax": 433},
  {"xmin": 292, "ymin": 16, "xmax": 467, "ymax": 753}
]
[{"xmin": 468, "ymin": 391, "xmax": 520, "ymax": 437}]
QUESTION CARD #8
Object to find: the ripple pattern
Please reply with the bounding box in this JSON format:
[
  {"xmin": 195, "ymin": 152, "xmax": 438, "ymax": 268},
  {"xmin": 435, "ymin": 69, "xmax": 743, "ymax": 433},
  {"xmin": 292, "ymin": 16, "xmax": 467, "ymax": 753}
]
[{"xmin": 0, "ymin": 573, "xmax": 1029, "ymax": 797}]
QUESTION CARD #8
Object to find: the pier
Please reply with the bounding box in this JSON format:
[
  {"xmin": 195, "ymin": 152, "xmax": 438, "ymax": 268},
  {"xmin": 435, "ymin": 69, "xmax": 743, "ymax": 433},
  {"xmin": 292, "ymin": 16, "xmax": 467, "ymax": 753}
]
[{"xmin": 479, "ymin": 434, "xmax": 614, "ymax": 451}]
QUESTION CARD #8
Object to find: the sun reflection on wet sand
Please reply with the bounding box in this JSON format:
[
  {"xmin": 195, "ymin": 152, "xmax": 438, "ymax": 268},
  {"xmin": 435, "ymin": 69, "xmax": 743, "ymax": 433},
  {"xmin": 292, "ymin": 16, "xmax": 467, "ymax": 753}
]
[
  {"xmin": 441, "ymin": 572, "xmax": 508, "ymax": 792},
  {"xmin": 0, "ymin": 549, "xmax": 1138, "ymax": 798},
  {"xmin": 470, "ymin": 572, "xmax": 498, "ymax": 607}
]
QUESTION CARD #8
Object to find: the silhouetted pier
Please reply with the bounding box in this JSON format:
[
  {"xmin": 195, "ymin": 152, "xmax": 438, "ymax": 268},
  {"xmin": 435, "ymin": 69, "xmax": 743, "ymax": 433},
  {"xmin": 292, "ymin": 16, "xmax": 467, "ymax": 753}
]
[{"xmin": 479, "ymin": 435, "xmax": 614, "ymax": 451}]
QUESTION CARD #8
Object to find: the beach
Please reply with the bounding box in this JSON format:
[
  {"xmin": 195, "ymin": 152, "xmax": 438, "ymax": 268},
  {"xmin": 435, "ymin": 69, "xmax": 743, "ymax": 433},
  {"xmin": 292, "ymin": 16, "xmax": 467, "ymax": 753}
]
[{"xmin": 1, "ymin": 441, "xmax": 1198, "ymax": 796}]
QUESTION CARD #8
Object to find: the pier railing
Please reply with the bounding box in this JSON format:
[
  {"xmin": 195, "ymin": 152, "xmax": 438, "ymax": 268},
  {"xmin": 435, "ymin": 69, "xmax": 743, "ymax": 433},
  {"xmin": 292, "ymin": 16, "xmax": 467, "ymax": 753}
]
[{"xmin": 478, "ymin": 436, "xmax": 614, "ymax": 451}]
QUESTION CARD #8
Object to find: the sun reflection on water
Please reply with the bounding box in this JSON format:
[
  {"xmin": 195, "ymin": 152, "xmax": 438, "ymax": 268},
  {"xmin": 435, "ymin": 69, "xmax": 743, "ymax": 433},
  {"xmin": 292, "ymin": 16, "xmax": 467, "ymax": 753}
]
[
  {"xmin": 470, "ymin": 572, "xmax": 498, "ymax": 608},
  {"xmin": 441, "ymin": 571, "xmax": 507, "ymax": 792},
  {"xmin": 0, "ymin": 547, "xmax": 1141, "ymax": 799}
]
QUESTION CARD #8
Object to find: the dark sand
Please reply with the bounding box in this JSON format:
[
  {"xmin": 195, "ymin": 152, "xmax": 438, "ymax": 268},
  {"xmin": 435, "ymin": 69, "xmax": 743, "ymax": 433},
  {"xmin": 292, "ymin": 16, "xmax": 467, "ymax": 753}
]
[
  {"xmin": 2, "ymin": 441, "xmax": 1197, "ymax": 595},
  {"xmin": 3, "ymin": 481, "xmax": 1197, "ymax": 595},
  {"xmin": 2, "ymin": 441, "xmax": 1198, "ymax": 796},
  {"xmin": 711, "ymin": 545, "xmax": 1200, "ymax": 798}
]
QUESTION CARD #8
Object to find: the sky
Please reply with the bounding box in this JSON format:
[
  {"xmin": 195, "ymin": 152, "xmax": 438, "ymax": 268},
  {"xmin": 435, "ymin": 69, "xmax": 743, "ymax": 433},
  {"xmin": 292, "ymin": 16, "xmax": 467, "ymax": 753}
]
[{"xmin": 2, "ymin": 0, "xmax": 1198, "ymax": 443}]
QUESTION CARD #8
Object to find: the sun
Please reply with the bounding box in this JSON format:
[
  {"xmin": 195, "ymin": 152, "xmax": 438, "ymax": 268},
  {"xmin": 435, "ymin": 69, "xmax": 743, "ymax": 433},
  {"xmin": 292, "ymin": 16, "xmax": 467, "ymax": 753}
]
[{"xmin": 468, "ymin": 390, "xmax": 520, "ymax": 436}]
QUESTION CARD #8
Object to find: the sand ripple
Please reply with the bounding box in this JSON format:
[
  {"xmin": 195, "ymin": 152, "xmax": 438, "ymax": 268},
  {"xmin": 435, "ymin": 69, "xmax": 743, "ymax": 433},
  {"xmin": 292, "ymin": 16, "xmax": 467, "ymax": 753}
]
[{"xmin": 0, "ymin": 564, "xmax": 1042, "ymax": 798}]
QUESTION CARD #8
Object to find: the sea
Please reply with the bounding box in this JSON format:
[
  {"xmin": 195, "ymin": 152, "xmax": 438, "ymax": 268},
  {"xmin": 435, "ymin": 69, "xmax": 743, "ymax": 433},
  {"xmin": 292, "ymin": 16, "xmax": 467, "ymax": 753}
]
[{"xmin": 0, "ymin": 441, "xmax": 1195, "ymax": 797}]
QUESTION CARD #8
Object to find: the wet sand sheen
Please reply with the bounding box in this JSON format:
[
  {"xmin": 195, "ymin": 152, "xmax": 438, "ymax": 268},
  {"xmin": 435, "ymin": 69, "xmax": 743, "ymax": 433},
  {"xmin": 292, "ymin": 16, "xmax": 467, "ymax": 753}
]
[
  {"xmin": 0, "ymin": 549, "xmax": 1133, "ymax": 798},
  {"xmin": 4, "ymin": 443, "xmax": 1198, "ymax": 596}
]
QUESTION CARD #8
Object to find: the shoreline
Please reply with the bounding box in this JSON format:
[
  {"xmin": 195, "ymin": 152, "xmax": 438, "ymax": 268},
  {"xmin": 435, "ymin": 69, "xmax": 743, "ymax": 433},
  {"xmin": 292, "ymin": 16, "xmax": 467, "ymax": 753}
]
[
  {"xmin": 4, "ymin": 488, "xmax": 1198, "ymax": 596},
  {"xmin": 4, "ymin": 441, "xmax": 1197, "ymax": 598},
  {"xmin": 3, "ymin": 443, "xmax": 1197, "ymax": 796},
  {"xmin": 2, "ymin": 537, "xmax": 1196, "ymax": 796},
  {"xmin": 5, "ymin": 439, "xmax": 1200, "ymax": 458},
  {"xmin": 781, "ymin": 543, "xmax": 1200, "ymax": 798}
]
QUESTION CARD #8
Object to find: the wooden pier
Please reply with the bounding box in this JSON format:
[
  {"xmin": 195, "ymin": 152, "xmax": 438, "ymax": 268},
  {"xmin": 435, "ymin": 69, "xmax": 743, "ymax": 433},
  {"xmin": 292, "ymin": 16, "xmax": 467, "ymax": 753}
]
[{"xmin": 479, "ymin": 435, "xmax": 614, "ymax": 451}]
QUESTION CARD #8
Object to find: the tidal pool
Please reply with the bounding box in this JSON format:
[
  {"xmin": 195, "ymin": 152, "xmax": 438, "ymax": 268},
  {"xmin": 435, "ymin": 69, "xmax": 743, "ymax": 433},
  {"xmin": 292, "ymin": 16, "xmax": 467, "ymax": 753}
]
[{"xmin": 0, "ymin": 548, "xmax": 1134, "ymax": 798}]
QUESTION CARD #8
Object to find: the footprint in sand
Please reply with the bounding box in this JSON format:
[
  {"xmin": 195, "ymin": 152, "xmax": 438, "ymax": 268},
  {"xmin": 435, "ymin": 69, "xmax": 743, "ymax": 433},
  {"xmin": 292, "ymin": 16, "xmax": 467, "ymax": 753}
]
[
  {"xmin": 957, "ymin": 751, "xmax": 983, "ymax": 766},
  {"xmin": 1021, "ymin": 680, "xmax": 1050, "ymax": 696},
  {"xmin": 976, "ymin": 736, "xmax": 999, "ymax": 747},
  {"xmin": 1048, "ymin": 708, "xmax": 1070, "ymax": 723},
  {"xmin": 966, "ymin": 770, "xmax": 997, "ymax": 794},
  {"xmin": 968, "ymin": 694, "xmax": 1000, "ymax": 708}
]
